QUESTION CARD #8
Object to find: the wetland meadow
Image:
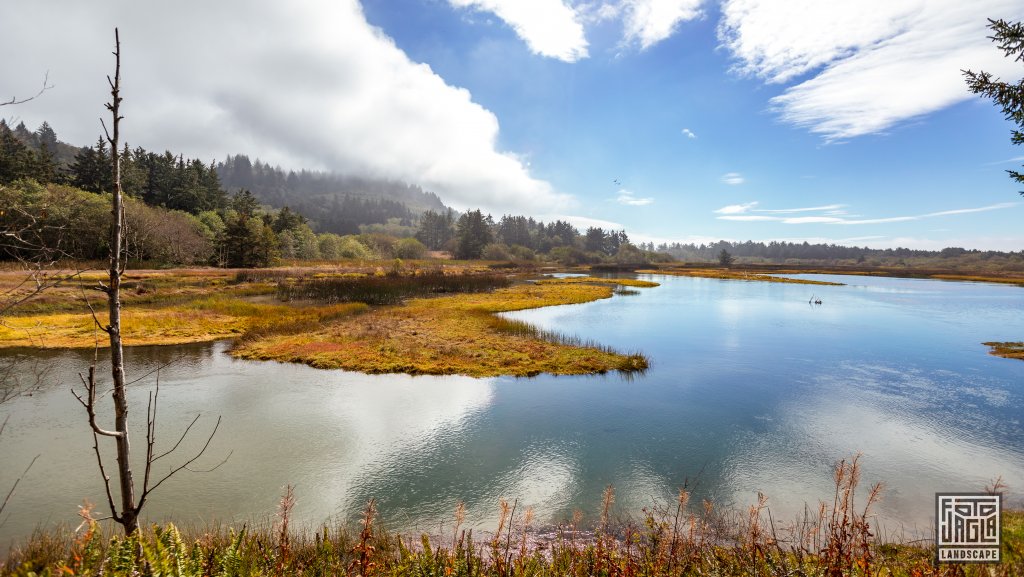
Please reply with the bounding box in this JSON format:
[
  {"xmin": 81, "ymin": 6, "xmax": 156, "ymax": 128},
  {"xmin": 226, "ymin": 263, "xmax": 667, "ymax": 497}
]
[{"xmin": 1, "ymin": 265, "xmax": 1022, "ymax": 575}]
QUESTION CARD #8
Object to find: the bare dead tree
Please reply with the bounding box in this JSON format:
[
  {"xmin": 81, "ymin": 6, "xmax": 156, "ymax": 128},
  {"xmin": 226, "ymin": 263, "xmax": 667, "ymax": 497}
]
[{"xmin": 72, "ymin": 29, "xmax": 222, "ymax": 535}]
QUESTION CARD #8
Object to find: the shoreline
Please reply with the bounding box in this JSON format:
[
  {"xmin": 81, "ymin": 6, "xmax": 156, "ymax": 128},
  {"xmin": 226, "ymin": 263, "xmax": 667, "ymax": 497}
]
[{"xmin": 0, "ymin": 272, "xmax": 656, "ymax": 377}]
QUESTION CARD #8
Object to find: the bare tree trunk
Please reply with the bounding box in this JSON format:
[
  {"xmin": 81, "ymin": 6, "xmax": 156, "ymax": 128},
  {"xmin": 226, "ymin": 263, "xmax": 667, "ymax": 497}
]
[
  {"xmin": 104, "ymin": 28, "xmax": 138, "ymax": 534},
  {"xmin": 74, "ymin": 27, "xmax": 223, "ymax": 537}
]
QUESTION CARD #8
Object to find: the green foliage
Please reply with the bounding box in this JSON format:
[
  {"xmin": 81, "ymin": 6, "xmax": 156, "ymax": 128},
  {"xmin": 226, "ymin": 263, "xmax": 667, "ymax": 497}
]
[
  {"xmin": 718, "ymin": 249, "xmax": 735, "ymax": 267},
  {"xmin": 416, "ymin": 209, "xmax": 456, "ymax": 250},
  {"xmin": 0, "ymin": 122, "xmax": 57, "ymax": 185},
  {"xmin": 217, "ymin": 154, "xmax": 441, "ymax": 234},
  {"xmin": 393, "ymin": 237, "xmax": 427, "ymax": 259},
  {"xmin": 965, "ymin": 18, "xmax": 1024, "ymax": 191},
  {"xmin": 278, "ymin": 224, "xmax": 320, "ymax": 260},
  {"xmin": 317, "ymin": 234, "xmax": 372, "ymax": 260},
  {"xmin": 455, "ymin": 210, "xmax": 493, "ymax": 259},
  {"xmin": 481, "ymin": 242, "xmax": 512, "ymax": 261}
]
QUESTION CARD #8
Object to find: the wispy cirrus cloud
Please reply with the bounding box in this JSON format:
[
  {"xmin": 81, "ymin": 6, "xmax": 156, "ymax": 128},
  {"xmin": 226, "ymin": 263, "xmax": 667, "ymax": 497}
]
[
  {"xmin": 714, "ymin": 201, "xmax": 758, "ymax": 214},
  {"xmin": 718, "ymin": 0, "xmax": 1024, "ymax": 139},
  {"xmin": 756, "ymin": 204, "xmax": 845, "ymax": 214},
  {"xmin": 616, "ymin": 188, "xmax": 654, "ymax": 206},
  {"xmin": 985, "ymin": 155, "xmax": 1024, "ymax": 166},
  {"xmin": 721, "ymin": 172, "xmax": 745, "ymax": 185},
  {"xmin": 714, "ymin": 201, "xmax": 1019, "ymax": 224}
]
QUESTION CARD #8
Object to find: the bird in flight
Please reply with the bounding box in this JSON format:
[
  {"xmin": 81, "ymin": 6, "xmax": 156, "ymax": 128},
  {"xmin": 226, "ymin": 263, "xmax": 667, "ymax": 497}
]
[{"xmin": 613, "ymin": 178, "xmax": 621, "ymax": 186}]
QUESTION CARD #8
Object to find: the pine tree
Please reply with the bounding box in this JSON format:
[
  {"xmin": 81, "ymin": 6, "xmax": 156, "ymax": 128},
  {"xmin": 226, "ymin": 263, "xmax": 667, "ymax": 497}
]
[
  {"xmin": 0, "ymin": 124, "xmax": 37, "ymax": 184},
  {"xmin": 70, "ymin": 137, "xmax": 114, "ymax": 192},
  {"xmin": 455, "ymin": 209, "xmax": 492, "ymax": 259},
  {"xmin": 964, "ymin": 18, "xmax": 1024, "ymax": 192},
  {"xmin": 35, "ymin": 121, "xmax": 58, "ymax": 152}
]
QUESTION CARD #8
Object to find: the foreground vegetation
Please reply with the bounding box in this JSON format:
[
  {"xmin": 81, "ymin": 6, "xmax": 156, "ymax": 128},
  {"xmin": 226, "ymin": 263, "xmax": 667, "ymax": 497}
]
[
  {"xmin": 3, "ymin": 458, "xmax": 1020, "ymax": 577},
  {"xmin": 0, "ymin": 266, "xmax": 650, "ymax": 376}
]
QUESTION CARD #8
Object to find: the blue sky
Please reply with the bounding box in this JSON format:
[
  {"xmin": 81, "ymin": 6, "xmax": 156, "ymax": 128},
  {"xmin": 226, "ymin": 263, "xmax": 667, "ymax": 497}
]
[{"xmin": 4, "ymin": 0, "xmax": 1024, "ymax": 249}]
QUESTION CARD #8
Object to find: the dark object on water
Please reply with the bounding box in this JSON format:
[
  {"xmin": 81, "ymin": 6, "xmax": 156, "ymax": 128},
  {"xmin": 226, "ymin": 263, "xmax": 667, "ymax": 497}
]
[{"xmin": 809, "ymin": 295, "xmax": 823, "ymax": 305}]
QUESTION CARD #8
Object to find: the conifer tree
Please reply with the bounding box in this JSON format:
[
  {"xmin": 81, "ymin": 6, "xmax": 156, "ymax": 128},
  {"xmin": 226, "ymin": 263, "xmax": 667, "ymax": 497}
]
[{"xmin": 965, "ymin": 18, "xmax": 1024, "ymax": 193}]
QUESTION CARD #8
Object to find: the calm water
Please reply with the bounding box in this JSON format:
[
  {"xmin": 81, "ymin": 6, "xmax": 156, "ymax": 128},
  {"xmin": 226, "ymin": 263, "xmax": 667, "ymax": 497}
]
[{"xmin": 1, "ymin": 273, "xmax": 1022, "ymax": 546}]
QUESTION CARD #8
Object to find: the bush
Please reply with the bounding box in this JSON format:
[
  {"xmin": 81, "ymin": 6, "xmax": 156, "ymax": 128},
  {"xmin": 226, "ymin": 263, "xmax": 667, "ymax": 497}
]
[
  {"xmin": 481, "ymin": 242, "xmax": 512, "ymax": 261},
  {"xmin": 393, "ymin": 237, "xmax": 427, "ymax": 259}
]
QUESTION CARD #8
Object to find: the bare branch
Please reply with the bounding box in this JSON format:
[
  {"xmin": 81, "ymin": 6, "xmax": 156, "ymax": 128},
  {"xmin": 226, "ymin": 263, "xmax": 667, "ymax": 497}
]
[
  {"xmin": 1, "ymin": 72, "xmax": 51, "ymax": 107},
  {"xmin": 151, "ymin": 413, "xmax": 202, "ymax": 464},
  {"xmin": 0, "ymin": 453, "xmax": 39, "ymax": 525},
  {"xmin": 186, "ymin": 449, "xmax": 233, "ymax": 473},
  {"xmin": 71, "ymin": 366, "xmax": 122, "ymax": 438},
  {"xmin": 139, "ymin": 416, "xmax": 222, "ymax": 509},
  {"xmin": 88, "ymin": 428, "xmax": 121, "ymax": 525}
]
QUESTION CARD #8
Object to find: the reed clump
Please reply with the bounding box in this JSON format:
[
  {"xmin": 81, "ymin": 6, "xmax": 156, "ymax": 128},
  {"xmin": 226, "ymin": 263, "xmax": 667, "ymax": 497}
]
[
  {"xmin": 4, "ymin": 457, "xmax": 1019, "ymax": 577},
  {"xmin": 276, "ymin": 272, "xmax": 512, "ymax": 305}
]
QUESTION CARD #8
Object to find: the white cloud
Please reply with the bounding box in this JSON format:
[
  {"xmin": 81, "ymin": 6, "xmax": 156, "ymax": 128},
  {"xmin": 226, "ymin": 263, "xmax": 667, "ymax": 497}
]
[
  {"xmin": 621, "ymin": 0, "xmax": 705, "ymax": 50},
  {"xmin": 986, "ymin": 155, "xmax": 1024, "ymax": 166},
  {"xmin": 714, "ymin": 201, "xmax": 1019, "ymax": 225},
  {"xmin": 449, "ymin": 0, "xmax": 589, "ymax": 62},
  {"xmin": 719, "ymin": 0, "xmax": 1024, "ymax": 139},
  {"xmin": 616, "ymin": 188, "xmax": 654, "ymax": 206},
  {"xmin": 714, "ymin": 201, "xmax": 758, "ymax": 214},
  {"xmin": 681, "ymin": 127, "xmax": 697, "ymax": 139},
  {"xmin": 756, "ymin": 204, "xmax": 845, "ymax": 214},
  {"xmin": 721, "ymin": 172, "xmax": 745, "ymax": 185},
  {"xmin": 2, "ymin": 0, "xmax": 572, "ymax": 215},
  {"xmin": 717, "ymin": 215, "xmax": 778, "ymax": 222}
]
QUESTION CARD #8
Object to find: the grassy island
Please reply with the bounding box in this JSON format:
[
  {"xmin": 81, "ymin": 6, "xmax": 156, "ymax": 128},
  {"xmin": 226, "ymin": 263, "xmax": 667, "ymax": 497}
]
[
  {"xmin": 0, "ymin": 267, "xmax": 651, "ymax": 377},
  {"xmin": 983, "ymin": 341, "xmax": 1024, "ymax": 360}
]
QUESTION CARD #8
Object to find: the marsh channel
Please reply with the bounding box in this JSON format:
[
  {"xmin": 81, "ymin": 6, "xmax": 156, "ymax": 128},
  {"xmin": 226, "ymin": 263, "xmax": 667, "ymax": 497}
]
[{"xmin": 1, "ymin": 272, "xmax": 1022, "ymax": 546}]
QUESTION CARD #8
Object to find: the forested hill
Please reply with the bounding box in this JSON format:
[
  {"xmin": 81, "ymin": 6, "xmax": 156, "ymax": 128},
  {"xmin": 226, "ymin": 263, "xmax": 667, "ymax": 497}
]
[
  {"xmin": 3, "ymin": 120, "xmax": 450, "ymax": 236},
  {"xmin": 216, "ymin": 154, "xmax": 448, "ymax": 234}
]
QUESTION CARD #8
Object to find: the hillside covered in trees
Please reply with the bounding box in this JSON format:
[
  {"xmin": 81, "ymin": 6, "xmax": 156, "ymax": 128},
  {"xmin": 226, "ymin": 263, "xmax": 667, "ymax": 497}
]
[
  {"xmin": 217, "ymin": 154, "xmax": 446, "ymax": 235},
  {"xmin": 3, "ymin": 118, "xmax": 1022, "ymax": 271}
]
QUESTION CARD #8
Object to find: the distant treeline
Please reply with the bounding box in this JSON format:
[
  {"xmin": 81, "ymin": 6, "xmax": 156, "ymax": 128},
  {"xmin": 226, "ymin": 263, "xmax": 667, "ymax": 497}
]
[
  {"xmin": 648, "ymin": 240, "xmax": 1024, "ymax": 270},
  {"xmin": 414, "ymin": 209, "xmax": 661, "ymax": 265}
]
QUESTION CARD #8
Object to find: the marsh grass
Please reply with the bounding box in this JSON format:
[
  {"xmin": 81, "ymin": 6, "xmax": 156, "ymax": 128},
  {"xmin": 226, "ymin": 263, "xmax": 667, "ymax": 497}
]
[
  {"xmin": 0, "ymin": 266, "xmax": 649, "ymax": 376},
  {"xmin": 635, "ymin": 268, "xmax": 845, "ymax": 286},
  {"xmin": 534, "ymin": 276, "xmax": 660, "ymax": 288},
  {"xmin": 235, "ymin": 281, "xmax": 648, "ymax": 376},
  {"xmin": 275, "ymin": 272, "xmax": 512, "ymax": 305},
  {"xmin": 487, "ymin": 314, "xmax": 647, "ymax": 372},
  {"xmin": 983, "ymin": 341, "xmax": 1024, "ymax": 360},
  {"xmin": 4, "ymin": 457, "xmax": 1018, "ymax": 576}
]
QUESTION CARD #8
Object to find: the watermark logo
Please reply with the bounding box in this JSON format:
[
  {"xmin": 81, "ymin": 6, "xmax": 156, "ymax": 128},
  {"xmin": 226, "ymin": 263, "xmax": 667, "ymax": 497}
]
[{"xmin": 936, "ymin": 493, "xmax": 1001, "ymax": 563}]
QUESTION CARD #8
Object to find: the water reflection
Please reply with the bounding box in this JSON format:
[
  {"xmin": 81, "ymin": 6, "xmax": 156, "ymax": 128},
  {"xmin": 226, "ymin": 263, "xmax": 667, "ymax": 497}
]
[{"xmin": 1, "ymin": 274, "xmax": 1022, "ymax": 546}]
